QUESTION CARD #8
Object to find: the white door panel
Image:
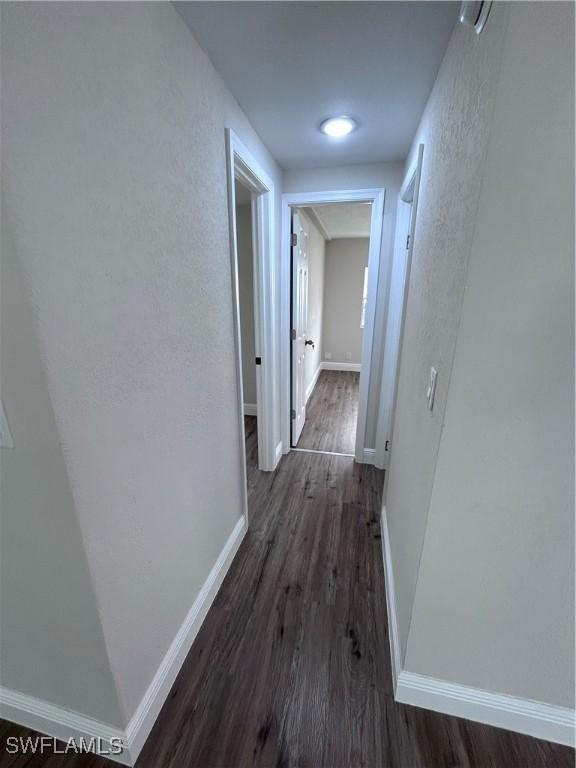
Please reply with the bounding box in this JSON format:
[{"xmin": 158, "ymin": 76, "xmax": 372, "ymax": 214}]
[
  {"xmin": 376, "ymin": 145, "xmax": 423, "ymax": 471},
  {"xmin": 378, "ymin": 198, "xmax": 412, "ymax": 466},
  {"xmin": 291, "ymin": 210, "xmax": 309, "ymax": 445}
]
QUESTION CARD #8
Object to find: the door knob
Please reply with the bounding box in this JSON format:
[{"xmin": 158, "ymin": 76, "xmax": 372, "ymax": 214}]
[{"xmin": 305, "ymin": 339, "xmax": 315, "ymax": 349}]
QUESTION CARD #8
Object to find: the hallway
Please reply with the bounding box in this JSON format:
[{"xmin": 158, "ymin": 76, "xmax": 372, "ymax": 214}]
[
  {"xmin": 1, "ymin": 2, "xmax": 573, "ymax": 763},
  {"xmin": 296, "ymin": 370, "xmax": 360, "ymax": 455},
  {"xmin": 1, "ymin": 430, "xmax": 572, "ymax": 767}
]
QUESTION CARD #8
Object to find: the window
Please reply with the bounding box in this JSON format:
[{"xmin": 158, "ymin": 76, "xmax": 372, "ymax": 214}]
[{"xmin": 360, "ymin": 266, "xmax": 369, "ymax": 329}]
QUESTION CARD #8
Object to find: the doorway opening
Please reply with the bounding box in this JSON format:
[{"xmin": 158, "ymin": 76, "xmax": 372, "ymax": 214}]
[
  {"xmin": 281, "ymin": 189, "xmax": 385, "ymax": 463},
  {"xmin": 234, "ymin": 177, "xmax": 259, "ymax": 473},
  {"xmin": 290, "ymin": 203, "xmax": 373, "ymax": 456},
  {"xmin": 376, "ymin": 145, "xmax": 424, "ymax": 474},
  {"xmin": 226, "ymin": 129, "xmax": 277, "ymax": 531}
]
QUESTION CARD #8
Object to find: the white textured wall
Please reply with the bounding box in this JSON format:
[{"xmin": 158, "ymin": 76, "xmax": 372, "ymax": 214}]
[
  {"xmin": 284, "ymin": 163, "xmax": 403, "ymax": 448},
  {"xmin": 322, "ymin": 238, "xmax": 369, "ymax": 365},
  {"xmin": 1, "ymin": 218, "xmax": 124, "ymax": 725},
  {"xmin": 236, "ymin": 202, "xmax": 256, "ymax": 406},
  {"xmin": 1, "ymin": 2, "xmax": 281, "ymax": 725},
  {"xmin": 301, "ymin": 210, "xmax": 325, "ymax": 396},
  {"xmin": 404, "ymin": 1, "xmax": 574, "ymax": 708},
  {"xmin": 384, "ymin": 3, "xmax": 509, "ymax": 665},
  {"xmin": 283, "ymin": 163, "xmax": 403, "ymax": 195}
]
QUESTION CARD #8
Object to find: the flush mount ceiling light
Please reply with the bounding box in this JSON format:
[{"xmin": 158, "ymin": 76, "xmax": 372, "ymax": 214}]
[{"xmin": 319, "ymin": 116, "xmax": 357, "ymax": 138}]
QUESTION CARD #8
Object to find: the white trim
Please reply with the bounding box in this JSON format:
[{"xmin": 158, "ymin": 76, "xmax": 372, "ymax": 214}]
[
  {"xmin": 0, "ymin": 689, "xmax": 132, "ymax": 765},
  {"xmin": 358, "ymin": 447, "xmax": 376, "ymax": 464},
  {"xmin": 281, "ymin": 198, "xmax": 291, "ymax": 454},
  {"xmin": 396, "ymin": 672, "xmax": 576, "ymax": 748},
  {"xmin": 243, "ymin": 403, "xmax": 257, "ymax": 416},
  {"xmin": 274, "ymin": 441, "xmax": 283, "ymax": 464},
  {"xmin": 281, "ymin": 188, "xmax": 386, "ymax": 462},
  {"xmin": 380, "ymin": 505, "xmax": 402, "ymax": 690},
  {"xmin": 126, "ymin": 516, "xmax": 247, "ymax": 762},
  {"xmin": 226, "ymin": 128, "xmax": 277, "ymax": 476},
  {"xmin": 291, "ymin": 447, "xmax": 355, "ymax": 458},
  {"xmin": 355, "ymin": 190, "xmax": 385, "ymax": 463},
  {"xmin": 321, "ymin": 361, "xmax": 361, "ymax": 373},
  {"xmin": 305, "ymin": 364, "xmax": 322, "ymax": 403},
  {"xmin": 375, "ymin": 144, "xmax": 424, "ymax": 473},
  {"xmin": 400, "ymin": 148, "xmax": 422, "ymax": 202},
  {"xmin": 380, "ymin": 506, "xmax": 575, "ymax": 747}
]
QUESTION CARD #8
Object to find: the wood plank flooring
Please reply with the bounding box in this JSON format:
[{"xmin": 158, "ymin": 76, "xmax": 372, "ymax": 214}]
[
  {"xmin": 0, "ymin": 428, "xmax": 573, "ymax": 767},
  {"xmin": 296, "ymin": 370, "xmax": 359, "ymax": 454}
]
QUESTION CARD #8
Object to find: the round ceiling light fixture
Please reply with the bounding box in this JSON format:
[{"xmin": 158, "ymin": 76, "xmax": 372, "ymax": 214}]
[{"xmin": 319, "ymin": 116, "xmax": 358, "ymax": 138}]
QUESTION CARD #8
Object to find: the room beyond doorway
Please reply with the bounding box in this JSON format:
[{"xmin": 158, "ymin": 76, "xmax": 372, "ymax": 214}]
[
  {"xmin": 295, "ymin": 369, "xmax": 359, "ymax": 455},
  {"xmin": 286, "ymin": 195, "xmax": 383, "ymax": 460}
]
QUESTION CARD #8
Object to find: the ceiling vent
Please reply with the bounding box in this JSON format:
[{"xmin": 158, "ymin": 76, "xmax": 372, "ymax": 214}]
[{"xmin": 459, "ymin": 1, "xmax": 493, "ymax": 34}]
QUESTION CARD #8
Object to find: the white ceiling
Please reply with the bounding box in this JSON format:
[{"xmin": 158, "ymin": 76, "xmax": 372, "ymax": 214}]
[
  {"xmin": 176, "ymin": 2, "xmax": 458, "ymax": 169},
  {"xmin": 305, "ymin": 203, "xmax": 372, "ymax": 239}
]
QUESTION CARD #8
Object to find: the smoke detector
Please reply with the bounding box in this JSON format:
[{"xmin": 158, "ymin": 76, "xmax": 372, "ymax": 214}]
[{"xmin": 459, "ymin": 1, "xmax": 493, "ymax": 34}]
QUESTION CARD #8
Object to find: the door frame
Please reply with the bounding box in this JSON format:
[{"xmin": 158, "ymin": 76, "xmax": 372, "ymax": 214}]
[
  {"xmin": 281, "ymin": 188, "xmax": 386, "ymax": 463},
  {"xmin": 375, "ymin": 144, "xmax": 424, "ymax": 472},
  {"xmin": 225, "ymin": 128, "xmax": 276, "ymax": 497}
]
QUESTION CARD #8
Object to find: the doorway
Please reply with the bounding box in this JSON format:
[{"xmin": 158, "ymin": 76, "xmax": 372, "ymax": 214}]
[
  {"xmin": 226, "ymin": 128, "xmax": 277, "ymax": 518},
  {"xmin": 290, "ymin": 203, "xmax": 373, "ymax": 456},
  {"xmin": 281, "ymin": 188, "xmax": 385, "ymax": 463},
  {"xmin": 375, "ymin": 145, "xmax": 424, "ymax": 472},
  {"xmin": 235, "ymin": 177, "xmax": 259, "ymax": 474}
]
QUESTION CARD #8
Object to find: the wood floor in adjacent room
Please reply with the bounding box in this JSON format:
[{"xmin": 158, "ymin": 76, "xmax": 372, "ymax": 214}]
[
  {"xmin": 0, "ymin": 421, "xmax": 572, "ymax": 767},
  {"xmin": 296, "ymin": 369, "xmax": 359, "ymax": 454}
]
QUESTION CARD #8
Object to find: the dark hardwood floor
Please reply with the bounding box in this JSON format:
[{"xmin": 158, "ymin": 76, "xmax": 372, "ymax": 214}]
[
  {"xmin": 296, "ymin": 370, "xmax": 359, "ymax": 455},
  {"xmin": 0, "ymin": 425, "xmax": 573, "ymax": 767}
]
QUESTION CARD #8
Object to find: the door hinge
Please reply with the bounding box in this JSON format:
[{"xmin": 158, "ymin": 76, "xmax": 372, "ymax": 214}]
[
  {"xmin": 291, "ymin": 328, "xmax": 296, "ymax": 340},
  {"xmin": 291, "ymin": 233, "xmax": 298, "ymax": 247},
  {"xmin": 255, "ymin": 357, "xmax": 261, "ymax": 365},
  {"xmin": 406, "ymin": 234, "xmax": 410, "ymax": 249},
  {"xmin": 385, "ymin": 440, "xmax": 390, "ymax": 451},
  {"xmin": 291, "ymin": 409, "xmax": 296, "ymax": 420}
]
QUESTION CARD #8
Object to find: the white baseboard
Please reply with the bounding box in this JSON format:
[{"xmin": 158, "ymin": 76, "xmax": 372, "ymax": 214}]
[
  {"xmin": 305, "ymin": 365, "xmax": 322, "ymax": 403},
  {"xmin": 380, "ymin": 506, "xmax": 575, "ymax": 747},
  {"xmin": 0, "ymin": 688, "xmax": 131, "ymax": 765},
  {"xmin": 322, "ymin": 361, "xmax": 361, "ymax": 372},
  {"xmin": 358, "ymin": 447, "xmax": 376, "ymax": 465},
  {"xmin": 396, "ymin": 671, "xmax": 575, "ymax": 747},
  {"xmin": 0, "ymin": 515, "xmax": 248, "ymax": 766},
  {"xmin": 243, "ymin": 403, "xmax": 257, "ymax": 416},
  {"xmin": 380, "ymin": 506, "xmax": 401, "ymax": 690},
  {"xmin": 274, "ymin": 441, "xmax": 283, "ymax": 465},
  {"xmin": 126, "ymin": 515, "xmax": 247, "ymax": 761}
]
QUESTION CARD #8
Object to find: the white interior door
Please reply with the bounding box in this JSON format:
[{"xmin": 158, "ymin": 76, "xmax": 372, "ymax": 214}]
[
  {"xmin": 377, "ymin": 199, "xmax": 412, "ymax": 464},
  {"xmin": 291, "ymin": 210, "xmax": 309, "ymax": 445},
  {"xmin": 375, "ymin": 145, "xmax": 423, "ymax": 471}
]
